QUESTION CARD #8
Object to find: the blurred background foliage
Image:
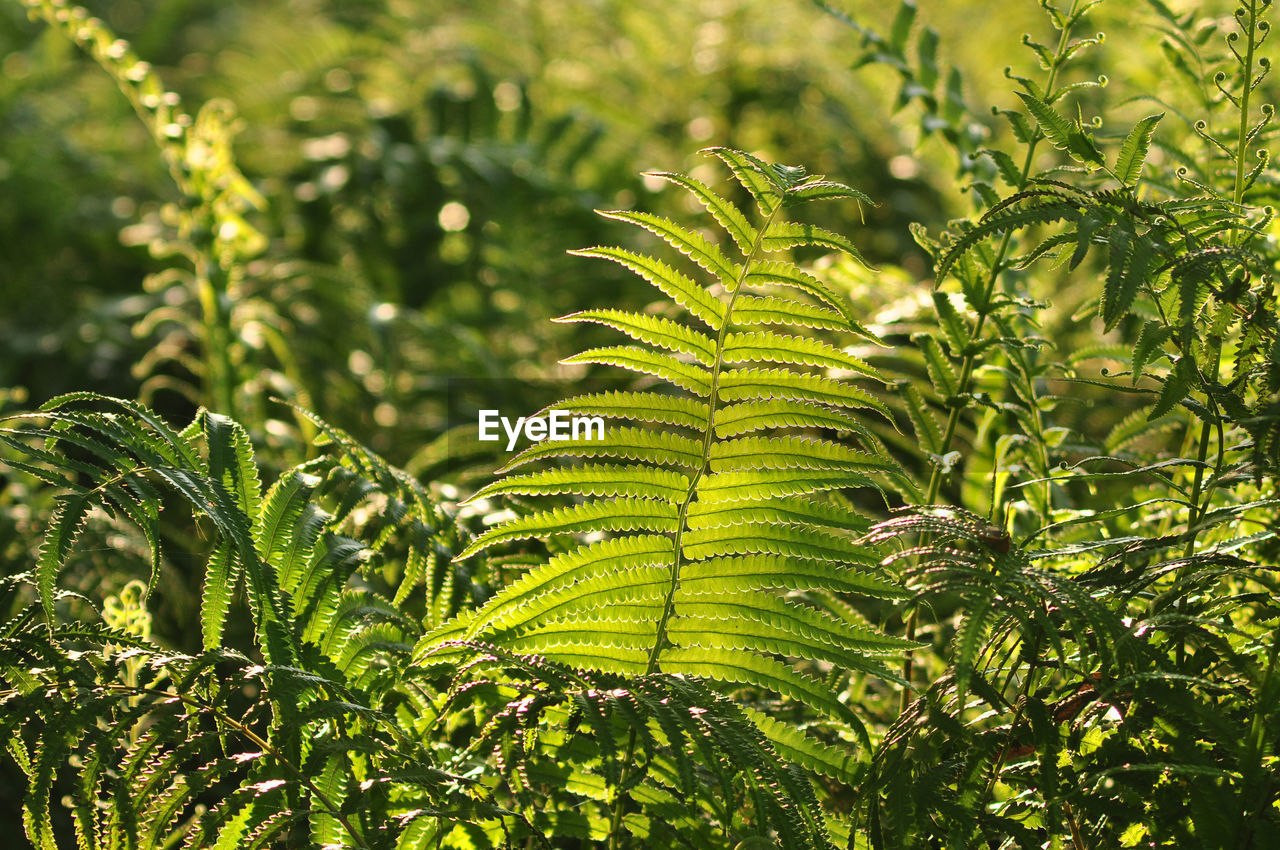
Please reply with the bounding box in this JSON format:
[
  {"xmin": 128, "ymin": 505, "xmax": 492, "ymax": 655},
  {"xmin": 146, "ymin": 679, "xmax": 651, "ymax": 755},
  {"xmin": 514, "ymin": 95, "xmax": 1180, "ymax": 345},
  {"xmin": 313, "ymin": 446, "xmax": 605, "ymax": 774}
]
[{"xmin": 0, "ymin": 0, "xmax": 1009, "ymax": 455}]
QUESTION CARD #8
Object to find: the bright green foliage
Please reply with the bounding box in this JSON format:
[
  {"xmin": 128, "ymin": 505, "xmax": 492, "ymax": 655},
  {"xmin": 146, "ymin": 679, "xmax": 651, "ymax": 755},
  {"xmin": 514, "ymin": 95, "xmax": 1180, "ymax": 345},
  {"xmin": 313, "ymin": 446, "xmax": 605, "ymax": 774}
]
[
  {"xmin": 415, "ymin": 149, "xmax": 913, "ymax": 842},
  {"xmin": 4, "ymin": 0, "xmax": 1280, "ymax": 847},
  {"xmin": 0, "ymin": 394, "xmax": 499, "ymax": 848},
  {"xmin": 835, "ymin": 0, "xmax": 1280, "ymax": 845}
]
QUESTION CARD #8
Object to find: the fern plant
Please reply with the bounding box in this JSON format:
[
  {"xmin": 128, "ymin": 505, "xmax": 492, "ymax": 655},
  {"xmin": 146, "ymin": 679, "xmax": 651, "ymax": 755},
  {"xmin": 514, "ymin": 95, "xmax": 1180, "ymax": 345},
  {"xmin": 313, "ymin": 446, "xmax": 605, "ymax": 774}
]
[
  {"xmin": 18, "ymin": 0, "xmax": 267, "ymax": 421},
  {"xmin": 413, "ymin": 147, "xmax": 916, "ymax": 844},
  {"xmin": 0, "ymin": 393, "xmax": 512, "ymax": 848},
  {"xmin": 830, "ymin": 0, "xmax": 1280, "ymax": 845}
]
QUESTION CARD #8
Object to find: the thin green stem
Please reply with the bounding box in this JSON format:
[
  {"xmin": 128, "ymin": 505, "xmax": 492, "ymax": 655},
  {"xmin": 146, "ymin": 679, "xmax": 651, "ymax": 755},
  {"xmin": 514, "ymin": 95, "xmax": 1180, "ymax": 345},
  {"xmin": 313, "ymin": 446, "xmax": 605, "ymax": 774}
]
[
  {"xmin": 607, "ymin": 726, "xmax": 640, "ymax": 850},
  {"xmin": 1180, "ymin": 0, "xmax": 1260, "ymax": 570},
  {"xmin": 899, "ymin": 0, "xmax": 1082, "ymax": 711},
  {"xmin": 1234, "ymin": 0, "xmax": 1260, "ymax": 212},
  {"xmin": 196, "ymin": 259, "xmax": 238, "ymax": 416},
  {"xmin": 645, "ymin": 201, "xmax": 784, "ymax": 675}
]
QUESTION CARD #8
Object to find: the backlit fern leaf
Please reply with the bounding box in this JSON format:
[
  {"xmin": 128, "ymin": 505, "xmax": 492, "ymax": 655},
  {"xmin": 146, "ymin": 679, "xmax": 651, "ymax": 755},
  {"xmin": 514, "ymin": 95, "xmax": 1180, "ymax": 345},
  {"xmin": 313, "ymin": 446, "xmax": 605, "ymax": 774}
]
[{"xmin": 415, "ymin": 150, "xmax": 910, "ymax": 824}]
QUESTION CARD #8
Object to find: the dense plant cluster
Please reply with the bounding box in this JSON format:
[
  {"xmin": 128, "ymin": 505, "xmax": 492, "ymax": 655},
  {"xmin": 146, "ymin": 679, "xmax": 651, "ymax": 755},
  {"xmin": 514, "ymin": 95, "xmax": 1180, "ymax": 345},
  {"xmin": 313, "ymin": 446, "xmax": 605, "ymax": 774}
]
[{"xmin": 1, "ymin": 0, "xmax": 1278, "ymax": 847}]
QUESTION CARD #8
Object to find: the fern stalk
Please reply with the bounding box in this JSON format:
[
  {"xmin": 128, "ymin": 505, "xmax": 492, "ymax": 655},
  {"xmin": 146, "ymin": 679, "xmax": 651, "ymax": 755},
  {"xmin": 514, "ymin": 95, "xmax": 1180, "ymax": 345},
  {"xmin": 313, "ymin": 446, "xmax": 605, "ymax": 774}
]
[
  {"xmin": 900, "ymin": 0, "xmax": 1084, "ymax": 712},
  {"xmin": 21, "ymin": 1, "xmax": 261, "ymax": 418},
  {"xmin": 1182, "ymin": 0, "xmax": 1266, "ymax": 568},
  {"xmin": 1233, "ymin": 0, "xmax": 1263, "ymax": 213},
  {"xmin": 645, "ymin": 201, "xmax": 785, "ymax": 675}
]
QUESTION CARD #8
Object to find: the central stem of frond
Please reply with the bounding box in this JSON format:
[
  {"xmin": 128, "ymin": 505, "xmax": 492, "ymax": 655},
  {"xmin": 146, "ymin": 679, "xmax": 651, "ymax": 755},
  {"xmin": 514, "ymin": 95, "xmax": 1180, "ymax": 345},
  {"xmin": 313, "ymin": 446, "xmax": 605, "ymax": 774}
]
[{"xmin": 644, "ymin": 201, "xmax": 785, "ymax": 675}]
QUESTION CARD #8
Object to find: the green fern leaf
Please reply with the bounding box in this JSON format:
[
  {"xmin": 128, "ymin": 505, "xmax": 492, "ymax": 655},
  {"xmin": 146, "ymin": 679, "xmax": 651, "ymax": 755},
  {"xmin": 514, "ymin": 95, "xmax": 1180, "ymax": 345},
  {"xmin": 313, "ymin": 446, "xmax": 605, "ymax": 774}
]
[
  {"xmin": 498, "ymin": 426, "xmax": 704, "ymax": 473},
  {"xmin": 714, "ymin": 399, "xmax": 881, "ymax": 442},
  {"xmin": 36, "ymin": 493, "xmax": 93, "ymax": 623},
  {"xmin": 696, "ymin": 468, "xmax": 885, "ymax": 502},
  {"xmin": 597, "ymin": 210, "xmax": 740, "ymax": 286},
  {"xmin": 562, "ymin": 345, "xmax": 714, "ymax": 395},
  {"xmin": 936, "ymin": 198, "xmax": 1081, "ymax": 283},
  {"xmin": 719, "ymin": 369, "xmax": 892, "ymax": 420},
  {"xmin": 685, "ymin": 495, "xmax": 868, "ymax": 532},
  {"xmin": 731, "ymin": 294, "xmax": 851, "ymax": 332},
  {"xmin": 901, "ymin": 383, "xmax": 943, "ymax": 455},
  {"xmin": 1102, "ymin": 225, "xmax": 1141, "ymax": 330},
  {"xmin": 554, "ymin": 309, "xmax": 716, "ymax": 365},
  {"xmin": 703, "ymin": 146, "xmax": 784, "ymax": 215},
  {"xmin": 1016, "ymin": 91, "xmax": 1103, "ymax": 165},
  {"xmin": 464, "ymin": 464, "xmax": 690, "ymax": 503},
  {"xmin": 1132, "ymin": 320, "xmax": 1173, "ymax": 385},
  {"xmin": 742, "ymin": 261, "xmax": 858, "ymax": 328},
  {"xmin": 916, "ymin": 333, "xmax": 959, "ymax": 398},
  {"xmin": 723, "ymin": 331, "xmax": 885, "ymax": 380},
  {"xmin": 455, "ymin": 499, "xmax": 680, "ymax": 559},
  {"xmin": 1115, "ymin": 113, "xmax": 1163, "ymax": 186},
  {"xmin": 681, "ymin": 522, "xmax": 877, "ymax": 565},
  {"xmin": 569, "ymin": 246, "xmax": 725, "ymax": 329},
  {"xmin": 763, "ymin": 221, "xmax": 870, "ymax": 268},
  {"xmin": 680, "ymin": 555, "xmax": 900, "ymax": 597},
  {"xmin": 660, "ymin": 647, "xmax": 853, "ymax": 722},
  {"xmin": 785, "ymin": 180, "xmax": 873, "ymax": 206},
  {"xmin": 746, "ymin": 707, "xmax": 862, "ymax": 784},
  {"xmin": 201, "ymin": 542, "xmax": 239, "ymax": 650},
  {"xmin": 1148, "ymin": 357, "xmax": 1194, "ymax": 421},
  {"xmin": 203, "ymin": 412, "xmax": 262, "ymax": 519},
  {"xmin": 553, "ymin": 390, "xmax": 709, "ymax": 430},
  {"xmin": 455, "ymin": 535, "xmax": 676, "ymax": 636},
  {"xmin": 710, "ymin": 435, "xmax": 892, "ymax": 473},
  {"xmin": 644, "ymin": 170, "xmax": 758, "ymax": 253}
]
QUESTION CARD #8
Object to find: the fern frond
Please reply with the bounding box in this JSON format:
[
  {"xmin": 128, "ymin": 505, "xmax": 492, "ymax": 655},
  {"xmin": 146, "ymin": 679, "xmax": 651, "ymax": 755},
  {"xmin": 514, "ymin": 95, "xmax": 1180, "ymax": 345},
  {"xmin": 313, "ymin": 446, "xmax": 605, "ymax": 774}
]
[
  {"xmin": 936, "ymin": 195, "xmax": 1082, "ymax": 283},
  {"xmin": 703, "ymin": 146, "xmax": 784, "ymax": 215},
  {"xmin": 719, "ymin": 368, "xmax": 892, "ymax": 420},
  {"xmin": 696, "ymin": 468, "xmax": 887, "ymax": 502},
  {"xmin": 742, "ymin": 260, "xmax": 859, "ymax": 329},
  {"xmin": 685, "ymin": 495, "xmax": 868, "ymax": 532},
  {"xmin": 731, "ymin": 294, "xmax": 851, "ymax": 331},
  {"xmin": 659, "ymin": 647, "xmax": 854, "ymax": 723},
  {"xmin": 415, "ymin": 150, "xmax": 903, "ymax": 832},
  {"xmin": 681, "ymin": 522, "xmax": 878, "ymax": 565},
  {"xmin": 201, "ymin": 543, "xmax": 239, "ymax": 650},
  {"xmin": 786, "ymin": 180, "xmax": 874, "ymax": 206},
  {"xmin": 714, "ymin": 399, "xmax": 882, "ymax": 441},
  {"xmin": 456, "ymin": 536, "xmax": 677, "ymax": 637},
  {"xmin": 710, "ymin": 435, "xmax": 895, "ymax": 473},
  {"xmin": 1115, "ymin": 113, "xmax": 1164, "ymax": 186},
  {"xmin": 763, "ymin": 221, "xmax": 870, "ymax": 267},
  {"xmin": 498, "ymin": 426, "xmax": 704, "ymax": 473},
  {"xmin": 644, "ymin": 170, "xmax": 758, "ymax": 253},
  {"xmin": 552, "ymin": 390, "xmax": 709, "ymax": 430},
  {"xmin": 455, "ymin": 499, "xmax": 680, "ymax": 560},
  {"xmin": 36, "ymin": 494, "xmax": 93, "ymax": 623},
  {"xmin": 679, "ymin": 555, "xmax": 901, "ymax": 597}
]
